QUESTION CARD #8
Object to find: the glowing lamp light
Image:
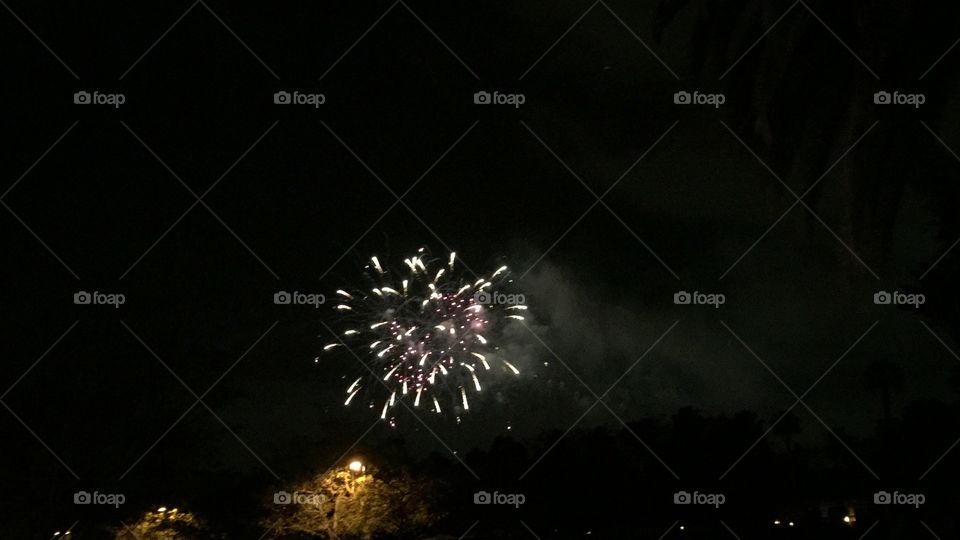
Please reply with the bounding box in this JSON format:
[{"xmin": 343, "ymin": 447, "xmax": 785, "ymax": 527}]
[{"xmin": 348, "ymin": 460, "xmax": 364, "ymax": 473}]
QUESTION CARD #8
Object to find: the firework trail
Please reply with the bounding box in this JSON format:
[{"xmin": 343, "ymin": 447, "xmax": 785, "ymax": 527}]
[{"xmin": 322, "ymin": 248, "xmax": 525, "ymax": 422}]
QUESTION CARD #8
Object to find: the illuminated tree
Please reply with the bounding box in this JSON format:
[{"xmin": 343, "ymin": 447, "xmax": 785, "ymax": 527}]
[
  {"xmin": 264, "ymin": 463, "xmax": 437, "ymax": 539},
  {"xmin": 113, "ymin": 507, "xmax": 212, "ymax": 539}
]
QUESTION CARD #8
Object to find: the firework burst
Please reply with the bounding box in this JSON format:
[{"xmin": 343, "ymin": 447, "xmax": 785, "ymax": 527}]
[{"xmin": 322, "ymin": 248, "xmax": 525, "ymax": 421}]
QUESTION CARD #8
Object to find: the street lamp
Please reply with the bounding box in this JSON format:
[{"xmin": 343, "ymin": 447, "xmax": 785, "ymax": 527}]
[{"xmin": 348, "ymin": 460, "xmax": 365, "ymax": 474}]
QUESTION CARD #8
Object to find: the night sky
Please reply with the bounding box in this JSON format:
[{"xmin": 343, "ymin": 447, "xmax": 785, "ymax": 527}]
[{"xmin": 3, "ymin": 1, "xmax": 960, "ymax": 538}]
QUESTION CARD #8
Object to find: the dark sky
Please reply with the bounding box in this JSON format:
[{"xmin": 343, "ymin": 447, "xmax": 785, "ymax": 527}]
[{"xmin": 3, "ymin": 0, "xmax": 960, "ymax": 536}]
